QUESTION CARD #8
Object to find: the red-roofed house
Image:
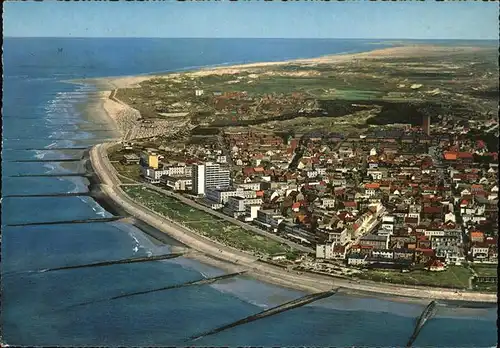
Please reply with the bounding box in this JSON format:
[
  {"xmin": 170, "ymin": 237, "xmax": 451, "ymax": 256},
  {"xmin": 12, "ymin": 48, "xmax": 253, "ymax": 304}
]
[
  {"xmin": 458, "ymin": 152, "xmax": 473, "ymax": 161},
  {"xmin": 444, "ymin": 152, "xmax": 458, "ymax": 161},
  {"xmin": 471, "ymin": 184, "xmax": 483, "ymax": 192},
  {"xmin": 415, "ymin": 248, "xmax": 434, "ymax": 264},
  {"xmin": 243, "ymin": 167, "xmax": 254, "ymax": 176},
  {"xmin": 423, "ymin": 206, "xmax": 442, "ymax": 214},
  {"xmin": 365, "ymin": 183, "xmax": 380, "ymax": 197},
  {"xmin": 427, "ymin": 259, "xmax": 445, "ymax": 272},
  {"xmin": 470, "ymin": 231, "xmax": 485, "ymax": 243},
  {"xmin": 343, "ymin": 201, "xmax": 357, "ymax": 211},
  {"xmin": 291, "ymin": 202, "xmax": 301, "ymax": 212}
]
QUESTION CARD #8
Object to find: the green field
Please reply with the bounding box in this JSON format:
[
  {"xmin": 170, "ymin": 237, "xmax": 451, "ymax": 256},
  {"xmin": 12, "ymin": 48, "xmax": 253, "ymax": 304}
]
[
  {"xmin": 470, "ymin": 264, "xmax": 498, "ymax": 292},
  {"xmin": 358, "ymin": 266, "xmax": 473, "ymax": 289},
  {"xmin": 122, "ymin": 186, "xmax": 291, "ymax": 255},
  {"xmin": 112, "ymin": 162, "xmax": 142, "ymax": 182},
  {"xmin": 308, "ymin": 88, "xmax": 385, "ymax": 100},
  {"xmin": 471, "ymin": 264, "xmax": 498, "ymax": 277},
  {"xmin": 473, "ymin": 282, "xmax": 497, "ymax": 292}
]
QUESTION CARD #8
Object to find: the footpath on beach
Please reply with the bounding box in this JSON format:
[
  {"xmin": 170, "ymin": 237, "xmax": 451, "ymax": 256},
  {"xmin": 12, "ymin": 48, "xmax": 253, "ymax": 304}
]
[{"xmin": 89, "ymin": 141, "xmax": 497, "ymax": 304}]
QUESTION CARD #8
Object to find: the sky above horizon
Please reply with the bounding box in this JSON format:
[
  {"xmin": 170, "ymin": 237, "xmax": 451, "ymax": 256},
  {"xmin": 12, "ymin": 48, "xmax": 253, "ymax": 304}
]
[{"xmin": 3, "ymin": 1, "xmax": 498, "ymax": 40}]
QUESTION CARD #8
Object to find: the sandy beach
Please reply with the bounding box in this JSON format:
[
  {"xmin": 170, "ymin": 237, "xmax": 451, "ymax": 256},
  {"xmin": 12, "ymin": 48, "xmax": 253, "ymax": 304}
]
[
  {"xmin": 79, "ymin": 44, "xmax": 488, "ymax": 142},
  {"xmin": 80, "ymin": 43, "xmax": 492, "ymax": 143},
  {"xmin": 79, "ymin": 44, "xmax": 487, "ymax": 91},
  {"xmin": 87, "ymin": 44, "xmax": 497, "ymax": 304}
]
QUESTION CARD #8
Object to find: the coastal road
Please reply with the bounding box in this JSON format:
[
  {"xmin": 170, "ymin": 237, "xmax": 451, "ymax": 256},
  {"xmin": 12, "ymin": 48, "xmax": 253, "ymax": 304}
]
[
  {"xmin": 90, "ymin": 142, "xmax": 496, "ymax": 303},
  {"xmin": 98, "ymin": 141, "xmax": 312, "ymax": 253},
  {"xmin": 142, "ymin": 184, "xmax": 314, "ymax": 253}
]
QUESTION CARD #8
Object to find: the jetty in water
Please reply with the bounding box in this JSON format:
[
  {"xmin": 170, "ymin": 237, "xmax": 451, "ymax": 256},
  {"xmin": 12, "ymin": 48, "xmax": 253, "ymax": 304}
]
[
  {"xmin": 38, "ymin": 252, "xmax": 184, "ymax": 273},
  {"xmin": 4, "ymin": 147, "xmax": 90, "ymax": 151},
  {"xmin": 8, "ymin": 173, "xmax": 92, "ymax": 178},
  {"xmin": 6, "ymin": 216, "xmax": 126, "ymax": 227},
  {"xmin": 189, "ymin": 288, "xmax": 340, "ymax": 341},
  {"xmin": 4, "ymin": 192, "xmax": 91, "ymax": 198},
  {"xmin": 7, "ymin": 158, "xmax": 83, "ymax": 163},
  {"xmin": 60, "ymin": 271, "xmax": 246, "ymax": 311},
  {"xmin": 406, "ymin": 300, "xmax": 438, "ymax": 347}
]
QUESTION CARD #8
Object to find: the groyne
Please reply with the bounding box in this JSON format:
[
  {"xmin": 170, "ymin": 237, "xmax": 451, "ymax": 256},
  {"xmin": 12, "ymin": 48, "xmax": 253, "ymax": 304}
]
[
  {"xmin": 61, "ymin": 271, "xmax": 246, "ymax": 311},
  {"xmin": 189, "ymin": 288, "xmax": 340, "ymax": 341},
  {"xmin": 6, "ymin": 217, "xmax": 126, "ymax": 227},
  {"xmin": 4, "ymin": 147, "xmax": 90, "ymax": 151},
  {"xmin": 4, "ymin": 193, "xmax": 91, "ymax": 198},
  {"xmin": 8, "ymin": 173, "xmax": 92, "ymax": 178},
  {"xmin": 38, "ymin": 252, "xmax": 184, "ymax": 273},
  {"xmin": 7, "ymin": 159, "xmax": 83, "ymax": 163},
  {"xmin": 406, "ymin": 300, "xmax": 438, "ymax": 347}
]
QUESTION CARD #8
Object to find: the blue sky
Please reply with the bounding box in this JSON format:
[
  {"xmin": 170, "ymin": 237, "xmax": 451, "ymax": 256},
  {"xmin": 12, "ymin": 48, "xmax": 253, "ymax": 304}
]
[{"xmin": 3, "ymin": 1, "xmax": 498, "ymax": 40}]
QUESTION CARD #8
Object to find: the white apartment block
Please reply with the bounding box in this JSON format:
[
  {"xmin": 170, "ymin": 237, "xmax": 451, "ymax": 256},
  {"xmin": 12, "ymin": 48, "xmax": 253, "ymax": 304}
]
[
  {"xmin": 192, "ymin": 162, "xmax": 230, "ymax": 196},
  {"xmin": 237, "ymin": 182, "xmax": 261, "ymax": 191},
  {"xmin": 316, "ymin": 242, "xmax": 346, "ymax": 260},
  {"xmin": 206, "ymin": 187, "xmax": 256, "ymax": 204},
  {"xmin": 245, "ymin": 204, "xmax": 261, "ymax": 221},
  {"xmin": 192, "ymin": 164, "xmax": 206, "ymax": 195},
  {"xmin": 224, "ymin": 197, "xmax": 263, "ymax": 218},
  {"xmin": 163, "ymin": 164, "xmax": 192, "ymax": 177},
  {"xmin": 142, "ymin": 167, "xmax": 167, "ymax": 184},
  {"xmin": 161, "ymin": 176, "xmax": 192, "ymax": 191}
]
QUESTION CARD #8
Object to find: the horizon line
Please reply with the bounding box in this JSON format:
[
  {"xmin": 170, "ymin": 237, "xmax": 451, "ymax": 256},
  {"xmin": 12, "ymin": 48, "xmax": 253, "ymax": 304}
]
[{"xmin": 3, "ymin": 36, "xmax": 497, "ymax": 41}]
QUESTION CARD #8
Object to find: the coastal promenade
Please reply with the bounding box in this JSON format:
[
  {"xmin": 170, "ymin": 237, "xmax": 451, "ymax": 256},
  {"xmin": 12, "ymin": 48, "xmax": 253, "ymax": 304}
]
[
  {"xmin": 89, "ymin": 142, "xmax": 497, "ymax": 303},
  {"xmin": 140, "ymin": 184, "xmax": 313, "ymax": 253}
]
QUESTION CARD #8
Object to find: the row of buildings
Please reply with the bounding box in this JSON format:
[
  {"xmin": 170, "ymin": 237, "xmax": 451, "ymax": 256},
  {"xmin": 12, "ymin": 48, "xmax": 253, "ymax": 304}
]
[{"xmin": 125, "ymin": 118, "xmax": 498, "ymax": 272}]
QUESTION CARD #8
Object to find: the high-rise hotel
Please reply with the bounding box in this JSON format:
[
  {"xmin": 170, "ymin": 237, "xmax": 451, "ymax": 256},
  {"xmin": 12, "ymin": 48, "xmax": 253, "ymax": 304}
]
[{"xmin": 192, "ymin": 162, "xmax": 231, "ymax": 195}]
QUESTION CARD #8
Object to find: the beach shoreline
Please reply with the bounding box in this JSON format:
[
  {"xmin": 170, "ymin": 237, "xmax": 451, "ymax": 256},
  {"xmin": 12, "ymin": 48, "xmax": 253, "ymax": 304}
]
[
  {"xmin": 86, "ymin": 44, "xmax": 497, "ymax": 304},
  {"xmin": 73, "ymin": 43, "xmax": 489, "ymax": 91}
]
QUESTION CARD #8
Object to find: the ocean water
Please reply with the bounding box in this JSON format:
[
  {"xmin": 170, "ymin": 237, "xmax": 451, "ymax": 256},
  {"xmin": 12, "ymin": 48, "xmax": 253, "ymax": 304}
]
[{"xmin": 1, "ymin": 38, "xmax": 497, "ymax": 347}]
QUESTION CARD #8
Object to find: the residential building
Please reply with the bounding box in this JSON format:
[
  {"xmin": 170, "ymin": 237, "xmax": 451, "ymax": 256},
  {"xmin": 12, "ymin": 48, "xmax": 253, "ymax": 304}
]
[
  {"xmin": 141, "ymin": 167, "xmax": 167, "ymax": 184},
  {"xmin": 471, "ymin": 243, "xmax": 489, "ymax": 260},
  {"xmin": 359, "ymin": 234, "xmax": 389, "ymax": 249},
  {"xmin": 322, "ymin": 228, "xmax": 350, "ymax": 246},
  {"xmin": 224, "ymin": 196, "xmax": 263, "ymax": 218},
  {"xmin": 192, "ymin": 164, "xmax": 206, "ymax": 195},
  {"xmin": 379, "ymin": 215, "xmax": 395, "ymax": 236},
  {"xmin": 164, "ymin": 164, "xmax": 191, "ymax": 177},
  {"xmin": 141, "ymin": 151, "xmax": 159, "ymax": 169},
  {"xmin": 192, "ymin": 162, "xmax": 230, "ymax": 195},
  {"xmin": 347, "ymin": 253, "xmax": 368, "ymax": 266},
  {"xmin": 206, "ymin": 187, "xmax": 256, "ymax": 204},
  {"xmin": 160, "ymin": 176, "xmax": 192, "ymax": 191},
  {"xmin": 244, "ymin": 204, "xmax": 261, "ymax": 221},
  {"xmin": 122, "ymin": 154, "xmax": 140, "ymax": 165},
  {"xmin": 371, "ymin": 249, "xmax": 394, "ymax": 259},
  {"xmin": 316, "ymin": 242, "xmax": 346, "ymax": 260},
  {"xmin": 254, "ymin": 210, "xmax": 285, "ymax": 232}
]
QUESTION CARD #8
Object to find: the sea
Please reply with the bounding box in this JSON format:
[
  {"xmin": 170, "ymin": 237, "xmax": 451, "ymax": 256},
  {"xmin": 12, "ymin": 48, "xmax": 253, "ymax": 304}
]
[{"xmin": 1, "ymin": 38, "xmax": 497, "ymax": 347}]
